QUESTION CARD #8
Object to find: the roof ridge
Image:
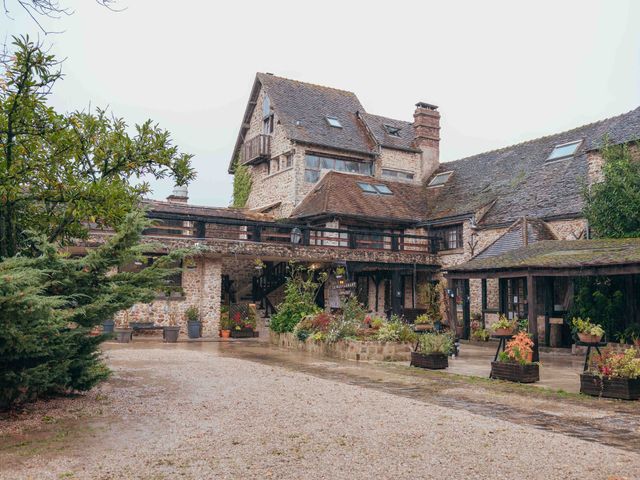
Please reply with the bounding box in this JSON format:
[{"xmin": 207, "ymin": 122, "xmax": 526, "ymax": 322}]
[
  {"xmin": 257, "ymin": 72, "xmax": 359, "ymax": 97},
  {"xmin": 362, "ymin": 111, "xmax": 413, "ymax": 126},
  {"xmin": 443, "ymin": 105, "xmax": 640, "ymax": 166}
]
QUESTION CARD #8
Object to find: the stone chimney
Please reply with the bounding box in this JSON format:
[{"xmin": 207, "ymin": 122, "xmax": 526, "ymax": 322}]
[
  {"xmin": 413, "ymin": 102, "xmax": 440, "ymax": 181},
  {"xmin": 167, "ymin": 184, "xmax": 189, "ymax": 204}
]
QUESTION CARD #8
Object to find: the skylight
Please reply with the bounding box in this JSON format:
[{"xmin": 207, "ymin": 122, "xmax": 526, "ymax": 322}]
[
  {"xmin": 384, "ymin": 124, "xmax": 401, "ymax": 137},
  {"xmin": 547, "ymin": 140, "xmax": 581, "ymax": 162},
  {"xmin": 326, "ymin": 116, "xmax": 342, "ymax": 128},
  {"xmin": 358, "ymin": 183, "xmax": 393, "ymax": 195},
  {"xmin": 428, "ymin": 171, "xmax": 453, "ymax": 187}
]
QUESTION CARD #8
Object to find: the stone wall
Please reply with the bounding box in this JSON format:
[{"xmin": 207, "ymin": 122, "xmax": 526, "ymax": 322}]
[
  {"xmin": 115, "ymin": 256, "xmax": 222, "ymax": 335},
  {"xmin": 270, "ymin": 332, "xmax": 413, "ymax": 362},
  {"xmin": 376, "ymin": 147, "xmax": 423, "ymax": 182}
]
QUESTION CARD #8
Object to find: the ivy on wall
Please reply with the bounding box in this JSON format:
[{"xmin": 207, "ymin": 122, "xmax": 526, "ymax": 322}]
[{"xmin": 232, "ymin": 162, "xmax": 252, "ymax": 208}]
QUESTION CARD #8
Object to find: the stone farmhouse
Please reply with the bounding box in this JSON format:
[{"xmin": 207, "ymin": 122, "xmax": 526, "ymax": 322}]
[{"xmin": 102, "ymin": 73, "xmax": 640, "ymax": 344}]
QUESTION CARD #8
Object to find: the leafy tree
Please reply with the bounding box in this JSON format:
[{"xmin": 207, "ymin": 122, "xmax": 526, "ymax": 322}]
[
  {"xmin": 0, "ymin": 211, "xmax": 189, "ymax": 410},
  {"xmin": 0, "ymin": 37, "xmax": 194, "ymax": 409},
  {"xmin": 583, "ymin": 142, "xmax": 640, "ymax": 238},
  {"xmin": 269, "ymin": 263, "xmax": 327, "ymax": 333},
  {"xmin": 0, "ymin": 36, "xmax": 195, "ymax": 258}
]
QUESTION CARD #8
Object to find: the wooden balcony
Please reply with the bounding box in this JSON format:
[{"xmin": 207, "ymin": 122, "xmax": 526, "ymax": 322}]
[{"xmin": 241, "ymin": 134, "xmax": 271, "ymax": 165}]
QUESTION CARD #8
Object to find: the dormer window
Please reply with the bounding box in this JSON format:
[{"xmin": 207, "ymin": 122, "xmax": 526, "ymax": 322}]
[
  {"xmin": 262, "ymin": 94, "xmax": 274, "ymax": 134},
  {"xmin": 428, "ymin": 171, "xmax": 453, "ymax": 187},
  {"xmin": 326, "ymin": 116, "xmax": 342, "ymax": 128},
  {"xmin": 546, "ymin": 140, "xmax": 582, "ymax": 162},
  {"xmin": 384, "ymin": 124, "xmax": 401, "ymax": 137}
]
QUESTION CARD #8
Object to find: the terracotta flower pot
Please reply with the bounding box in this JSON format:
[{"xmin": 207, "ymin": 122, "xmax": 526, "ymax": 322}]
[
  {"xmin": 221, "ymin": 329, "xmax": 231, "ymax": 338},
  {"xmin": 578, "ymin": 332, "xmax": 602, "ymax": 344},
  {"xmin": 494, "ymin": 328, "xmax": 514, "ymax": 337}
]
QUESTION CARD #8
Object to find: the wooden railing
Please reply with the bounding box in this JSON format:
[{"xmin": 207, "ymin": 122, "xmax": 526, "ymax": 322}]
[
  {"xmin": 241, "ymin": 134, "xmax": 271, "ymax": 164},
  {"xmin": 143, "ymin": 213, "xmax": 439, "ymax": 255}
]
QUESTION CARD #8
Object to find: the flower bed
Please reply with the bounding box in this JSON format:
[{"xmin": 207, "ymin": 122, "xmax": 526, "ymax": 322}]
[
  {"xmin": 580, "ymin": 373, "xmax": 640, "ymax": 400},
  {"xmin": 270, "ymin": 332, "xmax": 412, "ymax": 362}
]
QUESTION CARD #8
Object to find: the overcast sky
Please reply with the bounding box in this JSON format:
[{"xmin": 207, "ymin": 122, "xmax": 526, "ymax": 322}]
[{"xmin": 4, "ymin": 0, "xmax": 639, "ymax": 206}]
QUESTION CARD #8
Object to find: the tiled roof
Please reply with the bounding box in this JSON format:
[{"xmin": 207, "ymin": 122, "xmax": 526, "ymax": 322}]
[
  {"xmin": 359, "ymin": 112, "xmax": 420, "ymax": 152},
  {"xmin": 448, "ymin": 238, "xmax": 640, "ymax": 273},
  {"xmin": 142, "ymin": 200, "xmax": 274, "ymax": 222},
  {"xmin": 424, "ymin": 106, "xmax": 640, "ymax": 226},
  {"xmin": 257, "ymin": 73, "xmax": 376, "ymax": 156},
  {"xmin": 475, "ymin": 218, "xmax": 557, "ymax": 259},
  {"xmin": 290, "ymin": 171, "xmax": 426, "ymax": 224}
]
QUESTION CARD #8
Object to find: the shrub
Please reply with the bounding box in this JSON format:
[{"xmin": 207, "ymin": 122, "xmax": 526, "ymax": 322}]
[
  {"xmin": 497, "ymin": 332, "xmax": 534, "ymax": 365},
  {"xmin": 471, "ymin": 328, "xmax": 490, "ymax": 341},
  {"xmin": 416, "ymin": 333, "xmax": 454, "ymax": 355},
  {"xmin": 375, "ymin": 316, "xmax": 416, "ymax": 343},
  {"xmin": 589, "ymin": 348, "xmax": 640, "ymax": 379},
  {"xmin": 269, "ymin": 263, "xmax": 326, "ymax": 333}
]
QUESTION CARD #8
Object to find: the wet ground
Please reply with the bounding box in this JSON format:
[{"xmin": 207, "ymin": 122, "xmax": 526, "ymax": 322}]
[{"xmin": 1, "ymin": 339, "xmax": 639, "ymax": 479}]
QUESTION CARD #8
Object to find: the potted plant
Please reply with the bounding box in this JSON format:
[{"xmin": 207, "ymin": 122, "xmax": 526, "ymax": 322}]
[
  {"xmin": 572, "ymin": 317, "xmax": 605, "ymax": 344},
  {"xmin": 580, "ymin": 347, "xmax": 640, "ymax": 400},
  {"xmin": 414, "ymin": 313, "xmax": 433, "ymax": 332},
  {"xmin": 114, "ymin": 312, "xmax": 133, "ymax": 343},
  {"xmin": 230, "ymin": 308, "xmax": 257, "ymax": 338},
  {"xmin": 185, "ymin": 305, "xmax": 202, "ymax": 339},
  {"xmin": 490, "ymin": 332, "xmax": 539, "ymax": 383},
  {"xmin": 163, "ymin": 311, "xmax": 180, "ymax": 343},
  {"xmin": 334, "ymin": 265, "xmax": 346, "ymax": 280},
  {"xmin": 491, "ymin": 314, "xmax": 517, "ymax": 337},
  {"xmin": 220, "ymin": 310, "xmax": 232, "ymax": 338},
  {"xmin": 471, "ymin": 327, "xmax": 490, "ymax": 342},
  {"xmin": 254, "ymin": 259, "xmax": 266, "ymax": 271},
  {"xmin": 411, "ymin": 333, "xmax": 454, "ymax": 369},
  {"xmin": 103, "ymin": 316, "xmax": 115, "ymax": 335}
]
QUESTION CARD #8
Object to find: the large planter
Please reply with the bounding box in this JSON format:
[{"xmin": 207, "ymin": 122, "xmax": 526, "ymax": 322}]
[
  {"xmin": 103, "ymin": 319, "xmax": 115, "ymax": 334},
  {"xmin": 580, "ymin": 373, "xmax": 640, "ymax": 400},
  {"xmin": 187, "ymin": 320, "xmax": 202, "ymax": 339},
  {"xmin": 114, "ymin": 328, "xmax": 132, "ymax": 343},
  {"xmin": 163, "ymin": 326, "xmax": 180, "ymax": 343},
  {"xmin": 411, "ymin": 352, "xmax": 448, "ymax": 369},
  {"xmin": 221, "ymin": 329, "xmax": 231, "ymax": 339},
  {"xmin": 493, "ymin": 328, "xmax": 514, "ymax": 337},
  {"xmin": 414, "ymin": 324, "xmax": 432, "ymax": 332},
  {"xmin": 490, "ymin": 361, "xmax": 539, "ymax": 383},
  {"xmin": 230, "ymin": 327, "xmax": 255, "ymax": 338},
  {"xmin": 577, "ymin": 332, "xmax": 602, "ymax": 344}
]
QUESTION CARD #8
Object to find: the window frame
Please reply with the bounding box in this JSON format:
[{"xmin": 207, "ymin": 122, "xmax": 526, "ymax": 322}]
[
  {"xmin": 383, "ymin": 124, "xmax": 402, "ymax": 137},
  {"xmin": 546, "ymin": 140, "xmax": 582, "ymax": 163},
  {"xmin": 382, "ymin": 168, "xmax": 414, "ymax": 180},
  {"xmin": 431, "ymin": 224, "xmax": 463, "ymax": 251},
  {"xmin": 304, "ymin": 153, "xmax": 373, "ymax": 183},
  {"xmin": 326, "ymin": 116, "xmax": 343, "ymax": 128},
  {"xmin": 427, "ymin": 171, "xmax": 453, "ymax": 187}
]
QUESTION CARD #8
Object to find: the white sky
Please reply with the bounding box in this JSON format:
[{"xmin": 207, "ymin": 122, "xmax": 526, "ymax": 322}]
[{"xmin": 3, "ymin": 0, "xmax": 640, "ymax": 206}]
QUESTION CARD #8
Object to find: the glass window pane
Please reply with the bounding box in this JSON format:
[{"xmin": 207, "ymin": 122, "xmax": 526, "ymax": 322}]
[
  {"xmin": 305, "ymin": 155, "xmax": 319, "ymax": 168},
  {"xmin": 326, "ymin": 116, "xmax": 342, "ymax": 128},
  {"xmin": 428, "ymin": 172, "xmax": 452, "ymax": 186},
  {"xmin": 374, "ymin": 184, "xmax": 392, "ymax": 195},
  {"xmin": 334, "ymin": 159, "xmax": 346, "ymax": 171},
  {"xmin": 320, "ymin": 157, "xmax": 333, "ymax": 169},
  {"xmin": 547, "ymin": 141, "xmax": 580, "ymax": 161},
  {"xmin": 358, "ymin": 182, "xmax": 377, "ymax": 193},
  {"xmin": 359, "ymin": 162, "xmax": 372, "ymax": 174},
  {"xmin": 345, "ymin": 161, "xmax": 359, "ymax": 173},
  {"xmin": 305, "ymin": 169, "xmax": 320, "ymax": 183}
]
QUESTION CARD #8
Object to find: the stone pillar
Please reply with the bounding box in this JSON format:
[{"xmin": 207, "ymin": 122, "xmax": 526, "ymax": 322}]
[{"xmin": 201, "ymin": 257, "xmax": 222, "ymax": 335}]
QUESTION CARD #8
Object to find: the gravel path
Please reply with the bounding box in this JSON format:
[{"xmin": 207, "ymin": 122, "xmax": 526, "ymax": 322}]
[{"xmin": 1, "ymin": 345, "xmax": 639, "ymax": 479}]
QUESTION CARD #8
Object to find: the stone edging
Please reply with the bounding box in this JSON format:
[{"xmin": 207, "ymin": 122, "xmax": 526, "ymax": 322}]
[{"xmin": 269, "ymin": 331, "xmax": 412, "ymax": 362}]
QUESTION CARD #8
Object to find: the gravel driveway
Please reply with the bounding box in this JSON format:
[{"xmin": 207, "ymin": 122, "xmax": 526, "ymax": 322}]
[{"xmin": 1, "ymin": 343, "xmax": 639, "ymax": 479}]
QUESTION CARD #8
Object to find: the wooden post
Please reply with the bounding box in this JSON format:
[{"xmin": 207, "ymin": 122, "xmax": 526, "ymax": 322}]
[{"xmin": 527, "ymin": 275, "xmax": 540, "ymax": 362}]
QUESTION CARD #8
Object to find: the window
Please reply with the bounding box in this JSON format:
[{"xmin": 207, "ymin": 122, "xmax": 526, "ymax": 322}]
[
  {"xmin": 547, "ymin": 140, "xmax": 581, "ymax": 162},
  {"xmin": 384, "ymin": 124, "xmax": 401, "ymax": 137},
  {"xmin": 270, "ymin": 158, "xmax": 279, "ymax": 174},
  {"xmin": 432, "ymin": 224, "xmax": 463, "ymax": 250},
  {"xmin": 284, "ymin": 152, "xmax": 293, "ymax": 169},
  {"xmin": 428, "ymin": 171, "xmax": 453, "ymax": 187},
  {"xmin": 305, "ymin": 154, "xmax": 372, "ymax": 183},
  {"xmin": 382, "ymin": 168, "xmax": 414, "ymax": 180},
  {"xmin": 119, "ymin": 256, "xmax": 183, "ymax": 289},
  {"xmin": 326, "ymin": 116, "xmax": 342, "ymax": 128},
  {"xmin": 357, "ymin": 183, "xmax": 393, "ymax": 195},
  {"xmin": 262, "ymin": 94, "xmax": 274, "ymax": 134}
]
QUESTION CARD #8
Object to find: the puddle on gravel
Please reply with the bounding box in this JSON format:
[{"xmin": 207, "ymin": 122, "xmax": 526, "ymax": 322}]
[{"xmin": 214, "ymin": 341, "xmax": 640, "ymax": 453}]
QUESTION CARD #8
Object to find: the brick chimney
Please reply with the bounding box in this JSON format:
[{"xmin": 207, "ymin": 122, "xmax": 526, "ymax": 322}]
[
  {"xmin": 413, "ymin": 102, "xmax": 440, "ymax": 181},
  {"xmin": 167, "ymin": 184, "xmax": 189, "ymax": 203}
]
